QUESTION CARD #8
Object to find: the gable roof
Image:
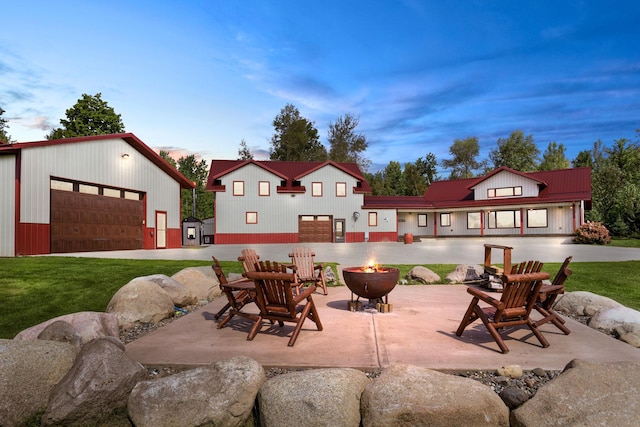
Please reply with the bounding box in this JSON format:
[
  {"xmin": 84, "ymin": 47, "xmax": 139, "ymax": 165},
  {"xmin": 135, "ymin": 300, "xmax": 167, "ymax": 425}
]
[
  {"xmin": 0, "ymin": 133, "xmax": 195, "ymax": 189},
  {"xmin": 423, "ymin": 167, "xmax": 591, "ymax": 209},
  {"xmin": 206, "ymin": 159, "xmax": 372, "ymax": 193}
]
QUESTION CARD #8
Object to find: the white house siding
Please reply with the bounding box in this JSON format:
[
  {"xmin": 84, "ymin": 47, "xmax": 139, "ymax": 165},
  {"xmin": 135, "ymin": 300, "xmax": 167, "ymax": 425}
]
[
  {"xmin": 215, "ymin": 164, "xmax": 397, "ymax": 237},
  {"xmin": 472, "ymin": 171, "xmax": 540, "ymax": 200},
  {"xmin": 0, "ymin": 155, "xmax": 16, "ymax": 256},
  {"xmin": 18, "ymin": 137, "xmax": 181, "ymax": 230},
  {"xmin": 397, "ymin": 212, "xmax": 434, "ymax": 236}
]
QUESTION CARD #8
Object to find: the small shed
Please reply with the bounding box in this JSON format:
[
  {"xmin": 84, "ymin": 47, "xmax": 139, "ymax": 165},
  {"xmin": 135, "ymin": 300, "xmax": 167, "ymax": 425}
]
[
  {"xmin": 182, "ymin": 216, "xmax": 203, "ymax": 246},
  {"xmin": 202, "ymin": 217, "xmax": 215, "ymax": 244}
]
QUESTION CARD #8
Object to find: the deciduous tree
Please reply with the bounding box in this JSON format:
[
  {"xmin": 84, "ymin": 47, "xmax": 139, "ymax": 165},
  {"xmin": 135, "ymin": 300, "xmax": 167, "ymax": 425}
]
[
  {"xmin": 328, "ymin": 114, "xmax": 370, "ymax": 171},
  {"xmin": 441, "ymin": 136, "xmax": 484, "ymax": 179},
  {"xmin": 269, "ymin": 104, "xmax": 327, "ymax": 161},
  {"xmin": 539, "ymin": 142, "xmax": 570, "ymax": 170},
  {"xmin": 489, "ymin": 130, "xmax": 540, "ymax": 171},
  {"xmin": 47, "ymin": 93, "xmax": 125, "ymax": 139}
]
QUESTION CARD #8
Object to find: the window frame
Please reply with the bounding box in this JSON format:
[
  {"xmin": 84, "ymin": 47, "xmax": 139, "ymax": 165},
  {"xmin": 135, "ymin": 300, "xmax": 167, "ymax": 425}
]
[
  {"xmin": 246, "ymin": 211, "xmax": 258, "ymax": 224},
  {"xmin": 417, "ymin": 213, "xmax": 428, "ymax": 227},
  {"xmin": 467, "ymin": 212, "xmax": 482, "ymax": 229},
  {"xmin": 233, "ymin": 181, "xmax": 245, "ymax": 196},
  {"xmin": 488, "ymin": 210, "xmax": 521, "ymax": 229},
  {"xmin": 488, "ymin": 186, "xmax": 523, "ymax": 198},
  {"xmin": 368, "ymin": 212, "xmax": 378, "ymax": 227},
  {"xmin": 312, "ymin": 182, "xmax": 323, "ymax": 197},
  {"xmin": 336, "ymin": 182, "xmax": 347, "ymax": 197},
  {"xmin": 258, "ymin": 181, "xmax": 270, "ymax": 196},
  {"xmin": 440, "ymin": 213, "xmax": 451, "ymax": 227},
  {"xmin": 527, "ymin": 208, "xmax": 548, "ymax": 228}
]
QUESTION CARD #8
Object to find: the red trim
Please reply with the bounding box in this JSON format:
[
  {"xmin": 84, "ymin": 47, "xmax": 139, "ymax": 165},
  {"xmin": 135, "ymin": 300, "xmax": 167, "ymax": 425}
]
[
  {"xmin": 16, "ymin": 223, "xmax": 50, "ymax": 255},
  {"xmin": 155, "ymin": 211, "xmax": 167, "ymax": 249},
  {"xmin": 520, "ymin": 208, "xmax": 524, "ymax": 235},
  {"xmin": 367, "ymin": 232, "xmax": 398, "ymax": 242},
  {"xmin": 13, "ymin": 150, "xmax": 21, "ymax": 256},
  {"xmin": 346, "ymin": 232, "xmax": 365, "ymax": 243},
  {"xmin": 143, "ymin": 226, "xmax": 155, "ymax": 249},
  {"xmin": 167, "ymin": 228, "xmax": 182, "ymax": 248}
]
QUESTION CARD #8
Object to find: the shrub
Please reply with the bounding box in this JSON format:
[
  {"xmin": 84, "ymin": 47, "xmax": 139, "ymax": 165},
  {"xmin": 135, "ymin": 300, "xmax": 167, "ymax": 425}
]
[{"xmin": 573, "ymin": 221, "xmax": 611, "ymax": 245}]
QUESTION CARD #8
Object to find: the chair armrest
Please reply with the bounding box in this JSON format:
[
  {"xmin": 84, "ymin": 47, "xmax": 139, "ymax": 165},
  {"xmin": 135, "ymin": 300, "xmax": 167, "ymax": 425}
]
[
  {"xmin": 466, "ymin": 286, "xmax": 503, "ymax": 309},
  {"xmin": 539, "ymin": 284, "xmax": 564, "ymax": 294},
  {"xmin": 313, "ymin": 264, "xmax": 324, "ymax": 271},
  {"xmin": 293, "ymin": 285, "xmax": 317, "ymax": 303},
  {"xmin": 501, "ymin": 272, "xmax": 550, "ymax": 283}
]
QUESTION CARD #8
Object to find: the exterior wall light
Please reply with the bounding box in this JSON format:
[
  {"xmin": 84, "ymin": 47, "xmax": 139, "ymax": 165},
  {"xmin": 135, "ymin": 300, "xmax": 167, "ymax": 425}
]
[
  {"xmin": 352, "ymin": 212, "xmax": 360, "ymax": 221},
  {"xmin": 121, "ymin": 153, "xmax": 130, "ymax": 159}
]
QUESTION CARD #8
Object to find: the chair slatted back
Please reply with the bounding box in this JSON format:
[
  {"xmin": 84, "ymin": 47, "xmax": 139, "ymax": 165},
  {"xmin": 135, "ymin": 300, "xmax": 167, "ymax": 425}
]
[
  {"xmin": 247, "ymin": 271, "xmax": 298, "ymax": 318},
  {"xmin": 239, "ymin": 249, "xmax": 260, "ymax": 274},
  {"xmin": 289, "ymin": 247, "xmax": 316, "ymax": 279},
  {"xmin": 497, "ymin": 270, "xmax": 546, "ymax": 322}
]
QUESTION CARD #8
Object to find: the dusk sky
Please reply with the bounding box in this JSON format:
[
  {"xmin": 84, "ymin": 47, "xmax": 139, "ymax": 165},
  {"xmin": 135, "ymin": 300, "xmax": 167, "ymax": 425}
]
[{"xmin": 2, "ymin": 1, "xmax": 639, "ymax": 172}]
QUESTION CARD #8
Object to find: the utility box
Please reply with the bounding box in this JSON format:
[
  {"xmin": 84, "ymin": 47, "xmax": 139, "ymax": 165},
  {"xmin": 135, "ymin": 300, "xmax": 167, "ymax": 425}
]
[{"xmin": 182, "ymin": 216, "xmax": 203, "ymax": 246}]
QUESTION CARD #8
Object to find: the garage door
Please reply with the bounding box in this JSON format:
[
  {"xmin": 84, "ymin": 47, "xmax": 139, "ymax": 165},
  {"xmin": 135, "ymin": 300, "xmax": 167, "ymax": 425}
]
[
  {"xmin": 298, "ymin": 215, "xmax": 332, "ymax": 243},
  {"xmin": 50, "ymin": 189, "xmax": 143, "ymax": 253}
]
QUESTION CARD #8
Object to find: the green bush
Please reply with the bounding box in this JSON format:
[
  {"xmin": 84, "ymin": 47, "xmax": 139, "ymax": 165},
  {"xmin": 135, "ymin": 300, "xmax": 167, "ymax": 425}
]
[{"xmin": 573, "ymin": 221, "xmax": 611, "ymax": 245}]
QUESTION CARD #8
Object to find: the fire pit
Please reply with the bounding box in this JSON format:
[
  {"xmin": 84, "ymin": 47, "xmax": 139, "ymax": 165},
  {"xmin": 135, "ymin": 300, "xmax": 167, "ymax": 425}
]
[{"xmin": 342, "ymin": 265, "xmax": 400, "ymax": 312}]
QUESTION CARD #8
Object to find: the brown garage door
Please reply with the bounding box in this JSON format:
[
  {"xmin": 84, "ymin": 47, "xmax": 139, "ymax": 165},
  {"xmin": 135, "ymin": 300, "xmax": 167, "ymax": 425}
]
[
  {"xmin": 50, "ymin": 189, "xmax": 143, "ymax": 253},
  {"xmin": 298, "ymin": 215, "xmax": 332, "ymax": 243}
]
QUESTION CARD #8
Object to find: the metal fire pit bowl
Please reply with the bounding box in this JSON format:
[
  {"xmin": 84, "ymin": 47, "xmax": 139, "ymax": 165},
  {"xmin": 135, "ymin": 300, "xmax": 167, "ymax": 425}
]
[{"xmin": 342, "ymin": 266, "xmax": 400, "ymax": 301}]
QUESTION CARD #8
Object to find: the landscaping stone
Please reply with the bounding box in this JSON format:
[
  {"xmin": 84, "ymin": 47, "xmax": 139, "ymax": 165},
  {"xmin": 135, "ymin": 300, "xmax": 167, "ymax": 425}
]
[
  {"xmin": 37, "ymin": 320, "xmax": 82, "ymax": 353},
  {"xmin": 406, "ymin": 266, "xmax": 440, "ymax": 284},
  {"xmin": 554, "ymin": 291, "xmax": 623, "ymax": 316},
  {"xmin": 171, "ymin": 266, "xmax": 221, "ymax": 301},
  {"xmin": 446, "ymin": 264, "xmax": 484, "ymax": 283},
  {"xmin": 132, "ymin": 274, "xmax": 197, "ymax": 307},
  {"xmin": 13, "ymin": 311, "xmax": 119, "ymax": 344},
  {"xmin": 106, "ymin": 280, "xmax": 175, "ymax": 329},
  {"xmin": 589, "ymin": 306, "xmax": 640, "ymax": 332}
]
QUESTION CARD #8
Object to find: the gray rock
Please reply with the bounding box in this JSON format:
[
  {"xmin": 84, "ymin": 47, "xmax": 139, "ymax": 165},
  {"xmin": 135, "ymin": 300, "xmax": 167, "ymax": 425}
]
[
  {"xmin": 172, "ymin": 266, "xmax": 222, "ymax": 301},
  {"xmin": 128, "ymin": 355, "xmax": 265, "ymax": 427},
  {"xmin": 497, "ymin": 364, "xmax": 523, "ymax": 379},
  {"xmin": 41, "ymin": 337, "xmax": 147, "ymax": 426},
  {"xmin": 259, "ymin": 368, "xmax": 368, "ymax": 427},
  {"xmin": 589, "ymin": 306, "xmax": 640, "ymax": 332},
  {"xmin": 325, "ymin": 266, "xmax": 336, "ymax": 283},
  {"xmin": 499, "ymin": 386, "xmax": 529, "ymax": 409},
  {"xmin": 361, "ymin": 364, "xmax": 509, "ymax": 426},
  {"xmin": 446, "ymin": 264, "xmax": 484, "ymax": 283},
  {"xmin": 106, "ymin": 280, "xmax": 175, "ymax": 329},
  {"xmin": 0, "ymin": 339, "xmax": 76, "ymax": 427},
  {"xmin": 554, "ymin": 291, "xmax": 623, "ymax": 316},
  {"xmin": 511, "ymin": 359, "xmax": 640, "ymax": 426},
  {"xmin": 37, "ymin": 320, "xmax": 82, "ymax": 352},
  {"xmin": 406, "ymin": 266, "xmax": 441, "ymax": 284},
  {"xmin": 132, "ymin": 274, "xmax": 197, "ymax": 307},
  {"xmin": 14, "ymin": 311, "xmax": 120, "ymax": 344}
]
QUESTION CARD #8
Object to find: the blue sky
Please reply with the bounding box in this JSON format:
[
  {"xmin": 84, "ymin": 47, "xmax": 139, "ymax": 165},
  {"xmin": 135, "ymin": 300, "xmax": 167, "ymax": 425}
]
[{"xmin": 2, "ymin": 1, "xmax": 639, "ymax": 172}]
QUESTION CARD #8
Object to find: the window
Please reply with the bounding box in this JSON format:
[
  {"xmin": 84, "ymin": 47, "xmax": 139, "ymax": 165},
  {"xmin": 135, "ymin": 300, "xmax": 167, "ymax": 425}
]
[
  {"xmin": 259, "ymin": 181, "xmax": 270, "ymax": 196},
  {"xmin": 233, "ymin": 181, "xmax": 244, "ymax": 196},
  {"xmin": 527, "ymin": 209, "xmax": 548, "ymax": 228},
  {"xmin": 312, "ymin": 182, "xmax": 323, "ymax": 197},
  {"xmin": 104, "ymin": 188, "xmax": 121, "ymax": 198},
  {"xmin": 368, "ymin": 212, "xmax": 378, "ymax": 226},
  {"xmin": 79, "ymin": 184, "xmax": 99, "ymax": 195},
  {"xmin": 440, "ymin": 213, "xmax": 451, "ymax": 227},
  {"xmin": 488, "ymin": 210, "xmax": 521, "ymax": 228},
  {"xmin": 418, "ymin": 214, "xmax": 428, "ymax": 227},
  {"xmin": 246, "ymin": 212, "xmax": 257, "ymax": 224},
  {"xmin": 467, "ymin": 212, "xmax": 481, "ymax": 229},
  {"xmin": 336, "ymin": 182, "xmax": 347, "ymax": 197},
  {"xmin": 51, "ymin": 179, "xmax": 73, "ymax": 191},
  {"xmin": 488, "ymin": 186, "xmax": 522, "ymax": 198}
]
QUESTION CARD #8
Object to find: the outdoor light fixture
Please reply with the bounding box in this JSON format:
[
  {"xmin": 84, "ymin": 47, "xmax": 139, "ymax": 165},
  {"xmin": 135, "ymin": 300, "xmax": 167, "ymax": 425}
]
[
  {"xmin": 121, "ymin": 153, "xmax": 130, "ymax": 159},
  {"xmin": 352, "ymin": 212, "xmax": 360, "ymax": 221}
]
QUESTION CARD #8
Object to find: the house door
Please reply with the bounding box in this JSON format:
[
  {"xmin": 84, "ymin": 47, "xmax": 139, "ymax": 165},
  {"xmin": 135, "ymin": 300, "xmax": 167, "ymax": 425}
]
[
  {"xmin": 156, "ymin": 211, "xmax": 167, "ymax": 249},
  {"xmin": 334, "ymin": 219, "xmax": 345, "ymax": 243}
]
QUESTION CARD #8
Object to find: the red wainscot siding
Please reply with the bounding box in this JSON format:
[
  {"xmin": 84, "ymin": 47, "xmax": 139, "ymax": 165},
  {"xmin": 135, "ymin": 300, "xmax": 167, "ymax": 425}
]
[
  {"xmin": 214, "ymin": 233, "xmax": 299, "ymax": 244},
  {"xmin": 16, "ymin": 223, "xmax": 50, "ymax": 255},
  {"xmin": 167, "ymin": 228, "xmax": 182, "ymax": 248},
  {"xmin": 345, "ymin": 232, "xmax": 365, "ymax": 243},
  {"xmin": 143, "ymin": 227, "xmax": 155, "ymax": 249},
  {"xmin": 367, "ymin": 232, "xmax": 399, "ymax": 242}
]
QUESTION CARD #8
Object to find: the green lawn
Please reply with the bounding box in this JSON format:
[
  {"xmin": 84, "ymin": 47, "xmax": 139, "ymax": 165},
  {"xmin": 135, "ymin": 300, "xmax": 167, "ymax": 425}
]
[{"xmin": 0, "ymin": 257, "xmax": 638, "ymax": 339}]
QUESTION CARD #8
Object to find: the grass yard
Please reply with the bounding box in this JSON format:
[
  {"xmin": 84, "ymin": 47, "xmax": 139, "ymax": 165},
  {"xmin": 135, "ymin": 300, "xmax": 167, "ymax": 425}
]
[{"xmin": 0, "ymin": 257, "xmax": 639, "ymax": 339}]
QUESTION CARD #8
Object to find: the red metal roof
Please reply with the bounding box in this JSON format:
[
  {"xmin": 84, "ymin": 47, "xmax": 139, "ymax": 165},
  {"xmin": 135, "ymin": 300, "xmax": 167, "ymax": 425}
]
[
  {"xmin": 0, "ymin": 133, "xmax": 195, "ymax": 189},
  {"xmin": 207, "ymin": 159, "xmax": 372, "ymax": 193}
]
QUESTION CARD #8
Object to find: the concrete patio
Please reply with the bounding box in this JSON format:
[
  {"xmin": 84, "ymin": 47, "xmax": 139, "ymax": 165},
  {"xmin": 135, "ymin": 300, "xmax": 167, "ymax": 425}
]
[{"xmin": 125, "ymin": 283, "xmax": 640, "ymax": 372}]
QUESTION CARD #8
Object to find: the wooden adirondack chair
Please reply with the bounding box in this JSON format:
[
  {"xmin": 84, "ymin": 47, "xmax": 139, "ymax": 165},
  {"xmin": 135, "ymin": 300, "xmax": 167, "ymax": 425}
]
[
  {"xmin": 211, "ymin": 257, "xmax": 258, "ymax": 329},
  {"xmin": 288, "ymin": 247, "xmax": 328, "ymax": 295},
  {"xmin": 255, "ymin": 260, "xmax": 303, "ymax": 295},
  {"xmin": 238, "ymin": 248, "xmax": 261, "ymax": 274},
  {"xmin": 534, "ymin": 257, "xmax": 573, "ymax": 334},
  {"xmin": 456, "ymin": 270, "xmax": 550, "ymax": 354},
  {"xmin": 244, "ymin": 270, "xmax": 323, "ymax": 346}
]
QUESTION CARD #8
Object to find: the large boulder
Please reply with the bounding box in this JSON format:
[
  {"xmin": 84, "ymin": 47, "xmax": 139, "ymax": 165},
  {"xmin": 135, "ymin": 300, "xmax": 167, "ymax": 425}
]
[
  {"xmin": 37, "ymin": 320, "xmax": 83, "ymax": 353},
  {"xmin": 511, "ymin": 359, "xmax": 640, "ymax": 426},
  {"xmin": 0, "ymin": 339, "xmax": 76, "ymax": 427},
  {"xmin": 132, "ymin": 274, "xmax": 197, "ymax": 307},
  {"xmin": 361, "ymin": 364, "xmax": 509, "ymax": 426},
  {"xmin": 406, "ymin": 266, "xmax": 441, "ymax": 284},
  {"xmin": 259, "ymin": 368, "xmax": 368, "ymax": 427},
  {"xmin": 13, "ymin": 311, "xmax": 119, "ymax": 344},
  {"xmin": 106, "ymin": 280, "xmax": 175, "ymax": 329},
  {"xmin": 128, "ymin": 355, "xmax": 265, "ymax": 427},
  {"xmin": 171, "ymin": 266, "xmax": 221, "ymax": 301},
  {"xmin": 41, "ymin": 337, "xmax": 147, "ymax": 426},
  {"xmin": 589, "ymin": 306, "xmax": 640, "ymax": 333},
  {"xmin": 554, "ymin": 291, "xmax": 623, "ymax": 316},
  {"xmin": 446, "ymin": 264, "xmax": 484, "ymax": 283}
]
